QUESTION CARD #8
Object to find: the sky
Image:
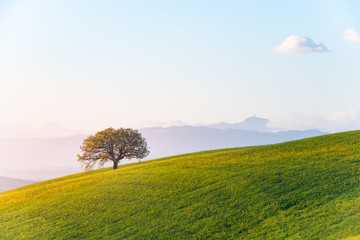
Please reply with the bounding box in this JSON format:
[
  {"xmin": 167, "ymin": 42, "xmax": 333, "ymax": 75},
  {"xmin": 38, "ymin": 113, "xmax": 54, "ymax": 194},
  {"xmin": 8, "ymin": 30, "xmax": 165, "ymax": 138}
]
[{"xmin": 1, "ymin": 0, "xmax": 360, "ymax": 136}]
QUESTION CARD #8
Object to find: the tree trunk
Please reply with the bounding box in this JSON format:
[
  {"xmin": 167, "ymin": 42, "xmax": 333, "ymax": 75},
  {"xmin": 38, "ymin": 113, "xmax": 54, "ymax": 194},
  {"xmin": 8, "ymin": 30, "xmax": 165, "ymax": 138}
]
[{"xmin": 113, "ymin": 161, "xmax": 119, "ymax": 170}]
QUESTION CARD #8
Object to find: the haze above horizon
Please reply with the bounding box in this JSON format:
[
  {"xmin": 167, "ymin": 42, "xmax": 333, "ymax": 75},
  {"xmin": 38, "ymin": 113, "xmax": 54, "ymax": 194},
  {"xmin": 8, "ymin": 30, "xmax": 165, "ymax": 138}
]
[{"xmin": 1, "ymin": 0, "xmax": 360, "ymax": 136}]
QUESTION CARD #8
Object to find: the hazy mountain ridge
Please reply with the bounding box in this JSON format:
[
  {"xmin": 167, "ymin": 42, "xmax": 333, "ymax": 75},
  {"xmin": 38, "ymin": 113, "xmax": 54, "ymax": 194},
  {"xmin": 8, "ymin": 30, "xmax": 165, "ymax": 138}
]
[
  {"xmin": 0, "ymin": 176, "xmax": 36, "ymax": 193},
  {"xmin": 208, "ymin": 116, "xmax": 272, "ymax": 131},
  {"xmin": 0, "ymin": 118, "xmax": 326, "ymax": 182},
  {"xmin": 0, "ymin": 135, "xmax": 86, "ymax": 180},
  {"xmin": 140, "ymin": 126, "xmax": 326, "ymax": 159}
]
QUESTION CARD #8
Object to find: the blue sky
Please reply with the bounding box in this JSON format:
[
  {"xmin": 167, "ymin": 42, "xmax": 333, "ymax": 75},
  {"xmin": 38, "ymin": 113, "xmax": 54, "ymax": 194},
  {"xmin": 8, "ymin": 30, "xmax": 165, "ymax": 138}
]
[{"xmin": 0, "ymin": 0, "xmax": 360, "ymax": 135}]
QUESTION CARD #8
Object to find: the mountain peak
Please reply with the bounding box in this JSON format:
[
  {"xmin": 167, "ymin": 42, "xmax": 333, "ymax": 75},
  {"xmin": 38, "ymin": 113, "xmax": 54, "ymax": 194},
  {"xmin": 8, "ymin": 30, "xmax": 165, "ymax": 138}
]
[{"xmin": 209, "ymin": 116, "xmax": 271, "ymax": 131}]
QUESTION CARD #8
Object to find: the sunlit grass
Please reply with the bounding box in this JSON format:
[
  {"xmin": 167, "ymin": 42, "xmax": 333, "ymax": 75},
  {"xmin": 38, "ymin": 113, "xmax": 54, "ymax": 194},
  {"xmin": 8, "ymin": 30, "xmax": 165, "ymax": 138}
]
[{"xmin": 1, "ymin": 131, "xmax": 360, "ymax": 239}]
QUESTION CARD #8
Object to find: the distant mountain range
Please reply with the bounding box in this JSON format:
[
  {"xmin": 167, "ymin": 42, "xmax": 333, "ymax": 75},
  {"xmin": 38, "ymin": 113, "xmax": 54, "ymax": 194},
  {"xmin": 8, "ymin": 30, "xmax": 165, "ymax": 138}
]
[
  {"xmin": 208, "ymin": 116, "xmax": 272, "ymax": 131},
  {"xmin": 140, "ymin": 126, "xmax": 326, "ymax": 159},
  {"xmin": 141, "ymin": 116, "xmax": 326, "ymax": 159},
  {"xmin": 0, "ymin": 176, "xmax": 36, "ymax": 193},
  {"xmin": 0, "ymin": 135, "xmax": 86, "ymax": 181},
  {"xmin": 0, "ymin": 117, "xmax": 327, "ymax": 182}
]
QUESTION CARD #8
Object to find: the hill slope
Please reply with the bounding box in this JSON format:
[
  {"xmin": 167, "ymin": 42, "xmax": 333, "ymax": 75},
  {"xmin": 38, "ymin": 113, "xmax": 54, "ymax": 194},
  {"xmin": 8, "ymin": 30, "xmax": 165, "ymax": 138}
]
[{"xmin": 1, "ymin": 131, "xmax": 360, "ymax": 239}]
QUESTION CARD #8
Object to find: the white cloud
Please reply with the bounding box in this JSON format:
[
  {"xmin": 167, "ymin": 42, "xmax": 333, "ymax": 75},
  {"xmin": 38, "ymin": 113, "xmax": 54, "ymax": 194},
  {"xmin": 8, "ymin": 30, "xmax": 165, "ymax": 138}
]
[
  {"xmin": 328, "ymin": 109, "xmax": 360, "ymax": 124},
  {"xmin": 342, "ymin": 29, "xmax": 360, "ymax": 43},
  {"xmin": 274, "ymin": 36, "xmax": 329, "ymax": 54},
  {"xmin": 269, "ymin": 110, "xmax": 360, "ymax": 133}
]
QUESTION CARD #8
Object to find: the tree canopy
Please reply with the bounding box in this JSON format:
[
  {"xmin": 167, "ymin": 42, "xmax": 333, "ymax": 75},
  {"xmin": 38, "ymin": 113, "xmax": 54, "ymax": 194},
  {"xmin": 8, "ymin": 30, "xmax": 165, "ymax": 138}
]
[{"xmin": 77, "ymin": 127, "xmax": 149, "ymax": 170}]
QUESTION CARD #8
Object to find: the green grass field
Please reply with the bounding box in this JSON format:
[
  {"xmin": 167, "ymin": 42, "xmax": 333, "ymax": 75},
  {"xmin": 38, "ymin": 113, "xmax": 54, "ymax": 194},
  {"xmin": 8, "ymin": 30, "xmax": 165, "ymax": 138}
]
[{"xmin": 1, "ymin": 131, "xmax": 360, "ymax": 239}]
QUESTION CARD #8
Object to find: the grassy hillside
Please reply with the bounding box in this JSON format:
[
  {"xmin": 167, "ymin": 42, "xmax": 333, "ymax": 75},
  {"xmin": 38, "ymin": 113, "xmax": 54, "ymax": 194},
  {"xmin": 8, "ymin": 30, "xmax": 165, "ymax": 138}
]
[{"xmin": 1, "ymin": 131, "xmax": 360, "ymax": 239}]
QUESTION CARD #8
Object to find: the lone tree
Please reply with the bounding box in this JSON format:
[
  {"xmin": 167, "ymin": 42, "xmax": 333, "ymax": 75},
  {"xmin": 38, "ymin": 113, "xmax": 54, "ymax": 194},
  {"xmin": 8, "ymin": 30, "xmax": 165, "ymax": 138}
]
[{"xmin": 77, "ymin": 127, "xmax": 149, "ymax": 170}]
